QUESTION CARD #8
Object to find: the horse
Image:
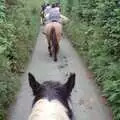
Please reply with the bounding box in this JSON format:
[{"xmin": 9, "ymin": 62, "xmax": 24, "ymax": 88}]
[
  {"xmin": 28, "ymin": 72, "xmax": 75, "ymax": 120},
  {"xmin": 60, "ymin": 14, "xmax": 70, "ymax": 24},
  {"xmin": 44, "ymin": 22, "xmax": 62, "ymax": 61}
]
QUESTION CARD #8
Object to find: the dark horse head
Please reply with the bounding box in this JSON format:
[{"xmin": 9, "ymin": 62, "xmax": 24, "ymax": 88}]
[{"xmin": 28, "ymin": 72, "xmax": 76, "ymax": 120}]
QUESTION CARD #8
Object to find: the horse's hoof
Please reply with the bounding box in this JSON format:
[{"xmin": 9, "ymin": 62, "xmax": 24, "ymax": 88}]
[
  {"xmin": 49, "ymin": 53, "xmax": 52, "ymax": 57},
  {"xmin": 54, "ymin": 58, "xmax": 57, "ymax": 62}
]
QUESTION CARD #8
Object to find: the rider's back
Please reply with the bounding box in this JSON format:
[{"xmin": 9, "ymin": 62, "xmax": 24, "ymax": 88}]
[{"xmin": 49, "ymin": 7, "xmax": 60, "ymax": 22}]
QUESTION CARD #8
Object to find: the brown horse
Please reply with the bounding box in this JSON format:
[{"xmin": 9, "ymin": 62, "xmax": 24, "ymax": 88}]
[{"xmin": 44, "ymin": 22, "xmax": 62, "ymax": 61}]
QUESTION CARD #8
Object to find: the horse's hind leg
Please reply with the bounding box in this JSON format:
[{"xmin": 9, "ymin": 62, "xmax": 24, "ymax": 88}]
[
  {"xmin": 48, "ymin": 46, "xmax": 52, "ymax": 57},
  {"xmin": 54, "ymin": 52, "xmax": 57, "ymax": 62},
  {"xmin": 48, "ymin": 40, "xmax": 52, "ymax": 57},
  {"xmin": 54, "ymin": 44, "xmax": 59, "ymax": 62}
]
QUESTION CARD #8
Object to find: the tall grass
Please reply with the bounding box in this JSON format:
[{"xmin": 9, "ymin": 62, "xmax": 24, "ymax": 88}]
[
  {"xmin": 0, "ymin": 0, "xmax": 43, "ymax": 119},
  {"xmin": 62, "ymin": 0, "xmax": 120, "ymax": 119}
]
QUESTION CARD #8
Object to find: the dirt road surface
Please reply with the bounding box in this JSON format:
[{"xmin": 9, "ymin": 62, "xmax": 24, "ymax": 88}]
[{"xmin": 8, "ymin": 27, "xmax": 112, "ymax": 120}]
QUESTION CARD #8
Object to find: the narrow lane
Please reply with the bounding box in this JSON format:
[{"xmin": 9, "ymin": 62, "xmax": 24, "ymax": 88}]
[{"xmin": 8, "ymin": 28, "xmax": 112, "ymax": 120}]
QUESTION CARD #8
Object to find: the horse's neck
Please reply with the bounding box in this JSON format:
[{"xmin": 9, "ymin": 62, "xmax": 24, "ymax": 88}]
[{"xmin": 29, "ymin": 99, "xmax": 70, "ymax": 120}]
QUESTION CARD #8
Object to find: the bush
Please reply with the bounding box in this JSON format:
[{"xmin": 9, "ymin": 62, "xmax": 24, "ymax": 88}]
[
  {"xmin": 0, "ymin": 0, "xmax": 42, "ymax": 119},
  {"xmin": 62, "ymin": 0, "xmax": 120, "ymax": 119}
]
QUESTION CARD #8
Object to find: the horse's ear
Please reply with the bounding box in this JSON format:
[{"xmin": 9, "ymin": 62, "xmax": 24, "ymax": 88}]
[
  {"xmin": 28, "ymin": 72, "xmax": 41, "ymax": 95},
  {"xmin": 64, "ymin": 73, "xmax": 76, "ymax": 94}
]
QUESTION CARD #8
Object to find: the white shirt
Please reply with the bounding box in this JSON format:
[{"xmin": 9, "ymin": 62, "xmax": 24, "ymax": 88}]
[
  {"xmin": 49, "ymin": 7, "xmax": 60, "ymax": 22},
  {"xmin": 44, "ymin": 5, "xmax": 51, "ymax": 15}
]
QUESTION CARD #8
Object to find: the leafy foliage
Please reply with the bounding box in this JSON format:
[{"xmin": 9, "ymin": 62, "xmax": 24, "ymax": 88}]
[
  {"xmin": 0, "ymin": 0, "xmax": 5, "ymax": 22},
  {"xmin": 62, "ymin": 0, "xmax": 120, "ymax": 119},
  {"xmin": 0, "ymin": 0, "xmax": 42, "ymax": 119}
]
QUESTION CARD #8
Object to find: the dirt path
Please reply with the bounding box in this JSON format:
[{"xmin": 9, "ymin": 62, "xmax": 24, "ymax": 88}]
[{"xmin": 8, "ymin": 27, "xmax": 112, "ymax": 120}]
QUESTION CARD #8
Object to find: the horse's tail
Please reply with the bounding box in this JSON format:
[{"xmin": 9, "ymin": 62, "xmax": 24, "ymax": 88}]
[{"xmin": 50, "ymin": 27, "xmax": 59, "ymax": 54}]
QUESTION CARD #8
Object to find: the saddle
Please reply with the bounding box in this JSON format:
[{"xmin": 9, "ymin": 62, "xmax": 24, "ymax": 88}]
[{"xmin": 52, "ymin": 20, "xmax": 58, "ymax": 22}]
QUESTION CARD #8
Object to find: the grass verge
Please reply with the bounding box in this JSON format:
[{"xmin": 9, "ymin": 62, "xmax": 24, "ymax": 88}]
[{"xmin": 64, "ymin": 21, "xmax": 120, "ymax": 120}]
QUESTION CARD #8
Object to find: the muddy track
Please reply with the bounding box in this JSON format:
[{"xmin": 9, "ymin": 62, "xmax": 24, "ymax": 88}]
[{"xmin": 8, "ymin": 27, "xmax": 112, "ymax": 120}]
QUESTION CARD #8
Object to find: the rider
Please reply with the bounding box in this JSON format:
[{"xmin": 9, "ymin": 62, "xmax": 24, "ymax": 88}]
[
  {"xmin": 48, "ymin": 3, "xmax": 61, "ymax": 23},
  {"xmin": 44, "ymin": 3, "xmax": 51, "ymax": 23},
  {"xmin": 55, "ymin": 2, "xmax": 61, "ymax": 12},
  {"xmin": 41, "ymin": 3, "xmax": 46, "ymax": 12}
]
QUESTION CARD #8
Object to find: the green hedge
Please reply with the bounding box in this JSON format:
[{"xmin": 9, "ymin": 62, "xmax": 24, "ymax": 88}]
[
  {"xmin": 0, "ymin": 0, "xmax": 42, "ymax": 119},
  {"xmin": 62, "ymin": 0, "xmax": 120, "ymax": 120}
]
